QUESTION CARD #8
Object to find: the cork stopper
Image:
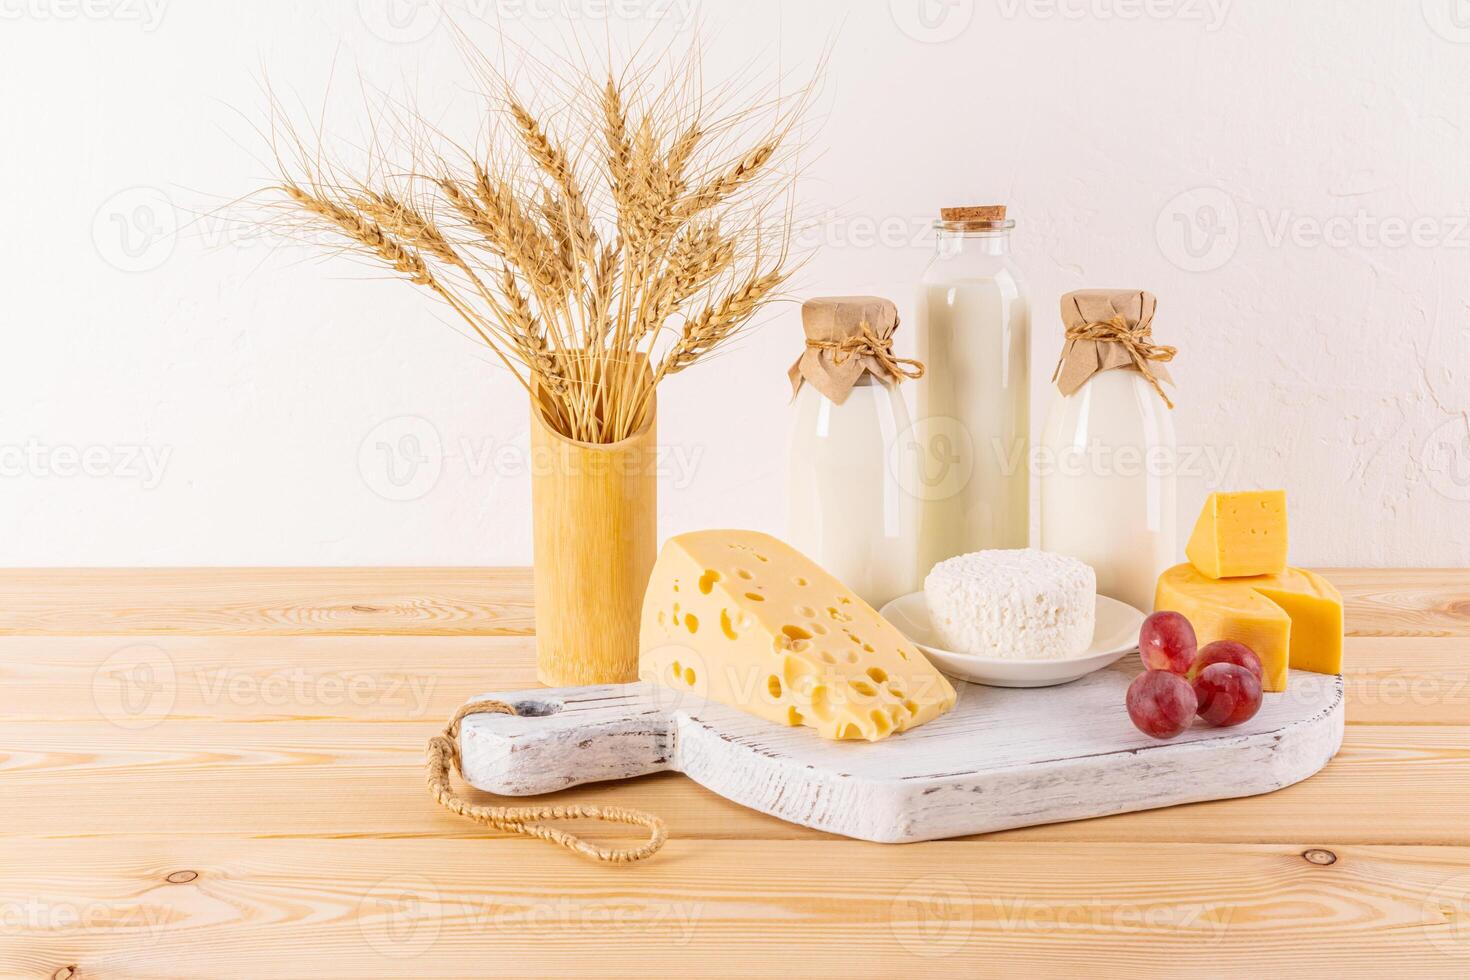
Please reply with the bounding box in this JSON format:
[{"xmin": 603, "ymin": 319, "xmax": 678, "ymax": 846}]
[{"xmin": 940, "ymin": 205, "xmax": 1007, "ymax": 222}]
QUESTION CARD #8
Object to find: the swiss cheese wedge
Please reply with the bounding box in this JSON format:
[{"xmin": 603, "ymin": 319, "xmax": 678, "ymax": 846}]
[
  {"xmin": 639, "ymin": 530, "xmax": 956, "ymax": 741},
  {"xmin": 1185, "ymin": 490, "xmax": 1289, "ymax": 579},
  {"xmin": 1155, "ymin": 563, "xmax": 1343, "ymax": 692}
]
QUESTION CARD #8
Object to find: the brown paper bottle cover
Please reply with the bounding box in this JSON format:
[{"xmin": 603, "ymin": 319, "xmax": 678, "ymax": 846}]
[
  {"xmin": 788, "ymin": 296, "xmax": 923, "ymax": 405},
  {"xmin": 1052, "ymin": 289, "xmax": 1176, "ymax": 406}
]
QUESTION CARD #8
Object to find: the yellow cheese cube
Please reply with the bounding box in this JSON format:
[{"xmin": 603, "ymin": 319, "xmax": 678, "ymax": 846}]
[
  {"xmin": 639, "ymin": 530, "xmax": 956, "ymax": 741},
  {"xmin": 1155, "ymin": 563, "xmax": 1344, "ymax": 692},
  {"xmin": 1186, "ymin": 490, "xmax": 1289, "ymax": 579}
]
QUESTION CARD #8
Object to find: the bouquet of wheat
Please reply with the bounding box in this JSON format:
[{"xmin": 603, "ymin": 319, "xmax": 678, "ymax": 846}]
[{"xmin": 265, "ymin": 49, "xmax": 804, "ymax": 684}]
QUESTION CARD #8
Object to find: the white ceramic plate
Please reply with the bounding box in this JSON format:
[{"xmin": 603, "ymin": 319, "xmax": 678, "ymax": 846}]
[{"xmin": 878, "ymin": 591, "xmax": 1147, "ymax": 688}]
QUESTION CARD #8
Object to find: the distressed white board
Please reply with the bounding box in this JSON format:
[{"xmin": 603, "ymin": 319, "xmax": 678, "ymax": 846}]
[{"xmin": 459, "ymin": 663, "xmax": 1344, "ymax": 843}]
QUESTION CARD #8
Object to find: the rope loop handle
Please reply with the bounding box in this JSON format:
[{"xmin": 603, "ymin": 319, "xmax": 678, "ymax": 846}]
[{"xmin": 426, "ymin": 699, "xmax": 668, "ymax": 864}]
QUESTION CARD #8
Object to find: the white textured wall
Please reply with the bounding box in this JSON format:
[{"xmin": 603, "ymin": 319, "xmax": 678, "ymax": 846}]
[{"xmin": 1, "ymin": 0, "xmax": 1467, "ymax": 567}]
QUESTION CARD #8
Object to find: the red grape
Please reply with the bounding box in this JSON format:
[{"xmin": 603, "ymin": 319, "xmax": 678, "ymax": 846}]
[
  {"xmin": 1192, "ymin": 663, "xmax": 1263, "ymax": 727},
  {"xmin": 1139, "ymin": 611, "xmax": 1197, "ymax": 674},
  {"xmin": 1189, "ymin": 640, "xmax": 1264, "ymax": 683},
  {"xmin": 1126, "ymin": 669, "xmax": 1197, "ymax": 739}
]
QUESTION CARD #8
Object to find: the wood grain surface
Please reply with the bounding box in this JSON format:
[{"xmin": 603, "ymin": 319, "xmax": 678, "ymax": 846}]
[{"xmin": 2, "ymin": 568, "xmax": 1468, "ymax": 978}]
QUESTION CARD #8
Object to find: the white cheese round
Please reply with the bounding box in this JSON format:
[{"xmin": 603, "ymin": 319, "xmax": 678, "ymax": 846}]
[{"xmin": 924, "ymin": 549, "xmax": 1097, "ymax": 660}]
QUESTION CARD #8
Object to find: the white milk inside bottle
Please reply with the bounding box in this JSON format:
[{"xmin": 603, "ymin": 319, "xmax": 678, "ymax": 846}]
[
  {"xmin": 1039, "ymin": 289, "xmax": 1178, "ymax": 611},
  {"xmin": 786, "ymin": 296, "xmax": 923, "ymax": 607},
  {"xmin": 787, "ymin": 376, "xmax": 920, "ymax": 606},
  {"xmin": 913, "ymin": 206, "xmax": 1030, "ymax": 569}
]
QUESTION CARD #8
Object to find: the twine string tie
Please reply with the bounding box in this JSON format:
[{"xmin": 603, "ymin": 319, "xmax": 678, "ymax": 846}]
[
  {"xmin": 806, "ymin": 320, "xmax": 926, "ymax": 382},
  {"xmin": 1053, "ymin": 314, "xmax": 1177, "ymax": 408}
]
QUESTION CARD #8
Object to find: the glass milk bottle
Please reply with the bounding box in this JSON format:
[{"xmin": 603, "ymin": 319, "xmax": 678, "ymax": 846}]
[
  {"xmin": 913, "ymin": 205, "xmax": 1030, "ymax": 572},
  {"xmin": 1039, "ymin": 289, "xmax": 1178, "ymax": 612},
  {"xmin": 787, "ymin": 296, "xmax": 924, "ymax": 608}
]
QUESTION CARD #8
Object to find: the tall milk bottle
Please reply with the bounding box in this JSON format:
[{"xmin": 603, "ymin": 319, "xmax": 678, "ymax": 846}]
[
  {"xmin": 1039, "ymin": 289, "xmax": 1178, "ymax": 611},
  {"xmin": 913, "ymin": 205, "xmax": 1031, "ymax": 571}
]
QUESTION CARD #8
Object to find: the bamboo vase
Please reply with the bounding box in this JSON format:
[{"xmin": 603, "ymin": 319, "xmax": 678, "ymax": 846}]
[{"xmin": 529, "ymin": 398, "xmax": 657, "ymax": 687}]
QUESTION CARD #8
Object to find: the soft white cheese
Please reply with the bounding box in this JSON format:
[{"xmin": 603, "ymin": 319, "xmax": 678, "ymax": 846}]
[{"xmin": 924, "ymin": 549, "xmax": 1096, "ymax": 660}]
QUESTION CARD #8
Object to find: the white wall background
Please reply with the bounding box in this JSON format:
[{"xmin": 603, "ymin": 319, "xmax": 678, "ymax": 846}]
[{"xmin": 2, "ymin": 0, "xmax": 1468, "ymax": 567}]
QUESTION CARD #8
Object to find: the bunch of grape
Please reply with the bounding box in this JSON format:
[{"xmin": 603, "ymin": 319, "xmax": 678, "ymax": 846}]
[{"xmin": 1126, "ymin": 612, "xmax": 1265, "ymax": 739}]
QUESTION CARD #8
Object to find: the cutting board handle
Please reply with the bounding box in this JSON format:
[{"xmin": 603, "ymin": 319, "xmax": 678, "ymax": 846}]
[{"xmin": 456, "ymin": 683, "xmax": 677, "ymax": 796}]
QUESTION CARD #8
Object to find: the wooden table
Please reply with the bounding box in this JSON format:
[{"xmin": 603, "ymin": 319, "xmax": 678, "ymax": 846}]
[{"xmin": 2, "ymin": 568, "xmax": 1467, "ymax": 978}]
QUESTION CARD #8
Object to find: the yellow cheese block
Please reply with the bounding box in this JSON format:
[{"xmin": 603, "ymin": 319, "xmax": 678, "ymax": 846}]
[
  {"xmin": 1185, "ymin": 490, "xmax": 1289, "ymax": 579},
  {"xmin": 639, "ymin": 530, "xmax": 956, "ymax": 741},
  {"xmin": 1155, "ymin": 563, "xmax": 1343, "ymax": 692},
  {"xmin": 1254, "ymin": 572, "xmax": 1346, "ymax": 676}
]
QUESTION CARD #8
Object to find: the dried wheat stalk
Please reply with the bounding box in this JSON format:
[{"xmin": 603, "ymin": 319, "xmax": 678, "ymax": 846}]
[{"xmin": 262, "ymin": 47, "xmax": 806, "ymax": 444}]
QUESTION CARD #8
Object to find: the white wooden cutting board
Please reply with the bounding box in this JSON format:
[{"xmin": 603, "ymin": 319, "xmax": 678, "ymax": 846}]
[{"xmin": 457, "ymin": 662, "xmax": 1344, "ymax": 843}]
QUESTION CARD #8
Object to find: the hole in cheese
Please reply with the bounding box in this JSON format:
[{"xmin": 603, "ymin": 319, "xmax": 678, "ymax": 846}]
[
  {"xmin": 782, "ymin": 656, "xmax": 815, "ymax": 688},
  {"xmin": 782, "ymin": 625, "xmax": 812, "ymax": 641},
  {"xmin": 866, "ymin": 667, "xmax": 888, "ymax": 684},
  {"xmin": 808, "ymin": 685, "xmax": 833, "ymax": 721},
  {"xmin": 744, "ymin": 592, "xmax": 765, "ymax": 602},
  {"xmin": 720, "ymin": 609, "xmax": 738, "ymax": 640},
  {"xmin": 685, "ymin": 614, "xmax": 699, "ymax": 634},
  {"xmin": 736, "ymin": 568, "xmax": 754, "ymax": 580},
  {"xmin": 820, "ymin": 651, "xmax": 836, "ymax": 664},
  {"xmin": 871, "ymin": 710, "xmax": 893, "ymax": 736},
  {"xmin": 786, "ymin": 706, "xmax": 803, "ymax": 726},
  {"xmin": 698, "ymin": 569, "xmax": 722, "ymax": 594},
  {"xmin": 793, "ymin": 576, "xmax": 808, "ymax": 587},
  {"xmin": 810, "ymin": 622, "xmax": 829, "ymax": 636},
  {"xmin": 850, "ymin": 679, "xmax": 877, "ymax": 697},
  {"xmin": 683, "ymin": 666, "xmax": 696, "ymax": 686},
  {"xmin": 768, "ymin": 675, "xmax": 782, "ymax": 699},
  {"xmin": 837, "ymin": 723, "xmax": 862, "ymax": 740}
]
